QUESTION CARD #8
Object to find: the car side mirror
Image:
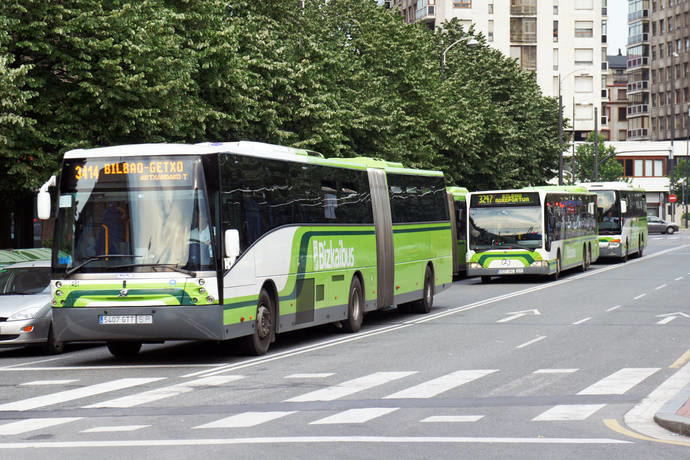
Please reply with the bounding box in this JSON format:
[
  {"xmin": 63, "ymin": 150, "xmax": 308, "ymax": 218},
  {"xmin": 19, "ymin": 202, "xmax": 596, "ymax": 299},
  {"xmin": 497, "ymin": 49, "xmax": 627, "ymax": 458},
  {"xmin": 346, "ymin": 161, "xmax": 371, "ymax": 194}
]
[{"xmin": 224, "ymin": 229, "xmax": 240, "ymax": 269}]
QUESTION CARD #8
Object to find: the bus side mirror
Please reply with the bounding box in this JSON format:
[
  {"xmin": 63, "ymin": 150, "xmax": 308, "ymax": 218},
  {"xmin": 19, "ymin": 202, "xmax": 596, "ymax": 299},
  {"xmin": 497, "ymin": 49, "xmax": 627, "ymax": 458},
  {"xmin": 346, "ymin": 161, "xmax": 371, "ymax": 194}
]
[
  {"xmin": 37, "ymin": 175, "xmax": 56, "ymax": 220},
  {"xmin": 620, "ymin": 200, "xmax": 627, "ymax": 214},
  {"xmin": 224, "ymin": 229, "xmax": 240, "ymax": 268}
]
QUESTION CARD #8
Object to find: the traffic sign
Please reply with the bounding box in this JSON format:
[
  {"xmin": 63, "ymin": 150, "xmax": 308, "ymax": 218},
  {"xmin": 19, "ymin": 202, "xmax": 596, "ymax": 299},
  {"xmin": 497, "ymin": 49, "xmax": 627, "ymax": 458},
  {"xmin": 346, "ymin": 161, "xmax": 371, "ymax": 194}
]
[{"xmin": 669, "ymin": 194, "xmax": 678, "ymax": 203}]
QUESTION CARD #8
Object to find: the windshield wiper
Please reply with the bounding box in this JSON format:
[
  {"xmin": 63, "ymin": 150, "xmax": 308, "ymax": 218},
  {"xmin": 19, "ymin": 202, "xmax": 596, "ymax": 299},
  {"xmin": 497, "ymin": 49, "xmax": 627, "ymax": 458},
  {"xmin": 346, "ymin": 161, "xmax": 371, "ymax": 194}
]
[
  {"xmin": 112, "ymin": 263, "xmax": 197, "ymax": 277},
  {"xmin": 65, "ymin": 254, "xmax": 140, "ymax": 276}
]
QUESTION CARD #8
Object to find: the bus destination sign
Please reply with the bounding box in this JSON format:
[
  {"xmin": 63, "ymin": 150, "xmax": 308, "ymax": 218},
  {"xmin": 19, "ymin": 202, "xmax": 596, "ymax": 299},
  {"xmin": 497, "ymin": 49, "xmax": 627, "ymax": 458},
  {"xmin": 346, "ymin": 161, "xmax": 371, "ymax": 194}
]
[
  {"xmin": 63, "ymin": 157, "xmax": 199, "ymax": 189},
  {"xmin": 471, "ymin": 192, "xmax": 540, "ymax": 208}
]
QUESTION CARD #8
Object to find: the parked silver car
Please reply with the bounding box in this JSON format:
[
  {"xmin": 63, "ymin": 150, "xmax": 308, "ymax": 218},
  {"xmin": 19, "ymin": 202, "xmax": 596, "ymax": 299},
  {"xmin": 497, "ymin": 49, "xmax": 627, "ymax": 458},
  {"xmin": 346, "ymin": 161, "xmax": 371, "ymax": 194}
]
[
  {"xmin": 647, "ymin": 215, "xmax": 680, "ymax": 234},
  {"xmin": 0, "ymin": 260, "xmax": 63, "ymax": 354}
]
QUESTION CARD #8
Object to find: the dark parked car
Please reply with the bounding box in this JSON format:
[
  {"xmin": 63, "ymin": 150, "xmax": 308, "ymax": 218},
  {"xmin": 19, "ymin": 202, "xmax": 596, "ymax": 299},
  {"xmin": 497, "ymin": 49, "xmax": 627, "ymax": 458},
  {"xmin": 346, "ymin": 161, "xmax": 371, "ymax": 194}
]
[{"xmin": 647, "ymin": 215, "xmax": 680, "ymax": 234}]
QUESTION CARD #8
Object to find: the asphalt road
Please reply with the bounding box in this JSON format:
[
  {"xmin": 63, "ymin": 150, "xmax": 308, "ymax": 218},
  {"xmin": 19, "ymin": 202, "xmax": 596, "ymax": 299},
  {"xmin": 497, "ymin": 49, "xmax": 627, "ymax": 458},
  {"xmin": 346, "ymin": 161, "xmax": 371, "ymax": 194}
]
[{"xmin": 0, "ymin": 233, "xmax": 689, "ymax": 459}]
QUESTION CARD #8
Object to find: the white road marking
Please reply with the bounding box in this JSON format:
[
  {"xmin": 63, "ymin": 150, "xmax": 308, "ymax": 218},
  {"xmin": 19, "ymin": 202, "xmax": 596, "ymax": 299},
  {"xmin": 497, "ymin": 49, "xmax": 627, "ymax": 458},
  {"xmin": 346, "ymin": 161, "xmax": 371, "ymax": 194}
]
[
  {"xmin": 285, "ymin": 373, "xmax": 334, "ymax": 379},
  {"xmin": 656, "ymin": 316, "xmax": 676, "ymax": 325},
  {"xmin": 194, "ymin": 411, "xmax": 295, "ymax": 429},
  {"xmin": 606, "ymin": 305, "xmax": 622, "ymax": 312},
  {"xmin": 572, "ymin": 317, "xmax": 591, "ymax": 325},
  {"xmin": 285, "ymin": 372, "xmax": 415, "ymax": 402},
  {"xmin": 0, "ymin": 378, "xmax": 164, "ymax": 412},
  {"xmin": 84, "ymin": 376, "xmax": 241, "ymax": 408},
  {"xmin": 81, "ymin": 425, "xmax": 150, "ymax": 433},
  {"xmin": 496, "ymin": 309, "xmax": 541, "ymax": 323},
  {"xmin": 421, "ymin": 415, "xmax": 484, "ymax": 423},
  {"xmin": 577, "ymin": 368, "xmax": 659, "ymax": 395},
  {"xmin": 655, "ymin": 284, "xmax": 667, "ymax": 290},
  {"xmin": 0, "ymin": 436, "xmax": 633, "ymax": 448},
  {"xmin": 0, "ymin": 418, "xmax": 82, "ymax": 435},
  {"xmin": 383, "ymin": 370, "xmax": 497, "ymax": 399},
  {"xmin": 633, "ymin": 293, "xmax": 647, "ymax": 300},
  {"xmin": 0, "ymin": 364, "xmax": 219, "ymax": 373},
  {"xmin": 21, "ymin": 380, "xmax": 78, "ymax": 386},
  {"xmin": 310, "ymin": 408, "xmax": 399, "ymax": 425},
  {"xmin": 532, "ymin": 404, "xmax": 606, "ymax": 421},
  {"xmin": 516, "ymin": 336, "xmax": 547, "ymax": 349},
  {"xmin": 675, "ymin": 276, "xmax": 684, "ymax": 281},
  {"xmin": 533, "ymin": 369, "xmax": 579, "ymax": 374}
]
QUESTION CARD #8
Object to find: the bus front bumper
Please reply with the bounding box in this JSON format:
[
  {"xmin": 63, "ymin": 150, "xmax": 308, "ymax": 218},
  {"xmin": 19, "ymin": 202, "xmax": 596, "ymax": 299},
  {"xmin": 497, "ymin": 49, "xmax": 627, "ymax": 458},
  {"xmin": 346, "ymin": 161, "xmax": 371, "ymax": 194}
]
[
  {"xmin": 52, "ymin": 305, "xmax": 225, "ymax": 343},
  {"xmin": 467, "ymin": 262, "xmax": 551, "ymax": 277},
  {"xmin": 598, "ymin": 241, "xmax": 623, "ymax": 258}
]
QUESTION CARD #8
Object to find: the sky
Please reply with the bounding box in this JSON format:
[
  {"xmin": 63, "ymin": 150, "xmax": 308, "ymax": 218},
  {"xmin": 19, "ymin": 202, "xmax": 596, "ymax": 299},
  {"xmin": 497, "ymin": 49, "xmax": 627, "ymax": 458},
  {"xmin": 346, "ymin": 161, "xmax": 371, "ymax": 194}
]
[{"xmin": 607, "ymin": 0, "xmax": 629, "ymax": 56}]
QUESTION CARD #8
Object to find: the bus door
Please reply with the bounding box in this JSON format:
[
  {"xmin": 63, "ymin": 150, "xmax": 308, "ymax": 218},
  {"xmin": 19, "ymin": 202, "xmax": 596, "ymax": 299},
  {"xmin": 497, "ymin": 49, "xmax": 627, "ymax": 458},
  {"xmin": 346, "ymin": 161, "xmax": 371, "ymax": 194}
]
[{"xmin": 368, "ymin": 168, "xmax": 394, "ymax": 308}]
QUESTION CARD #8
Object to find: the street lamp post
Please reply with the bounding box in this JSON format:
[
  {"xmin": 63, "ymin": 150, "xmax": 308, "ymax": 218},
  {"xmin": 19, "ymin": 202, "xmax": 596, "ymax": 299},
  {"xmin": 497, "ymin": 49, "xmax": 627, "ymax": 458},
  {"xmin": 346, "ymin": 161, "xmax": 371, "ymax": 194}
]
[
  {"xmin": 558, "ymin": 70, "xmax": 588, "ymax": 184},
  {"xmin": 441, "ymin": 38, "xmax": 478, "ymax": 82},
  {"xmin": 670, "ymin": 52, "xmax": 678, "ymax": 222}
]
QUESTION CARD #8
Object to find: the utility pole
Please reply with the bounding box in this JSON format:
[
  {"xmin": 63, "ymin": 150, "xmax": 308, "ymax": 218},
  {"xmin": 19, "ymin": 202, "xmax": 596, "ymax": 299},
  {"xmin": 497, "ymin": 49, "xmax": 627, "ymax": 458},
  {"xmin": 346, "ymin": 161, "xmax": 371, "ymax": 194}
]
[{"xmin": 594, "ymin": 107, "xmax": 599, "ymax": 181}]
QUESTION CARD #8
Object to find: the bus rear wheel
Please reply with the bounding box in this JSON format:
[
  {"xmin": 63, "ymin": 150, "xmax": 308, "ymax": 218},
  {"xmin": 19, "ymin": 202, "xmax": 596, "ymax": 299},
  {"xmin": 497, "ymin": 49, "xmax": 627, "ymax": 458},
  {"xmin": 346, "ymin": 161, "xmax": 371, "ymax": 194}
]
[
  {"xmin": 581, "ymin": 245, "xmax": 588, "ymax": 272},
  {"xmin": 342, "ymin": 277, "xmax": 364, "ymax": 333},
  {"xmin": 242, "ymin": 289, "xmax": 274, "ymax": 355},
  {"xmin": 638, "ymin": 238, "xmax": 644, "ymax": 258},
  {"xmin": 107, "ymin": 342, "xmax": 142, "ymax": 359},
  {"xmin": 412, "ymin": 265, "xmax": 434, "ymax": 314}
]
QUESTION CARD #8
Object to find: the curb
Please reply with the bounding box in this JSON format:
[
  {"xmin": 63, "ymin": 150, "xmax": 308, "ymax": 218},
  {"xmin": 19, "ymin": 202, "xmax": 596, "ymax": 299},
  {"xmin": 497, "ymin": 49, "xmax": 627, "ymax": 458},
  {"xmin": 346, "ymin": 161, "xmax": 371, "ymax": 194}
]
[{"xmin": 654, "ymin": 383, "xmax": 690, "ymax": 437}]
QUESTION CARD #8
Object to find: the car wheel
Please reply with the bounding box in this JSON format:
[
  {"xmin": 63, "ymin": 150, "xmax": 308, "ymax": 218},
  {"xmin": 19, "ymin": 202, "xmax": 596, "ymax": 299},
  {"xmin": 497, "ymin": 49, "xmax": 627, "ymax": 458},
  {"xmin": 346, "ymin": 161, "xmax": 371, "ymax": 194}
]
[{"xmin": 666, "ymin": 226, "xmax": 676, "ymax": 234}]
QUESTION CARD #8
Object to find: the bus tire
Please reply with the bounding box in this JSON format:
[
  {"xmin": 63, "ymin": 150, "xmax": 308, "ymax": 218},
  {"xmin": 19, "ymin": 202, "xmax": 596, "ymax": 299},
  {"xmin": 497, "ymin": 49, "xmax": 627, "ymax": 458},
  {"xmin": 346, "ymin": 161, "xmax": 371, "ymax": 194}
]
[
  {"xmin": 42, "ymin": 325, "xmax": 64, "ymax": 355},
  {"xmin": 550, "ymin": 253, "xmax": 561, "ymax": 281},
  {"xmin": 581, "ymin": 245, "xmax": 588, "ymax": 272},
  {"xmin": 412, "ymin": 265, "xmax": 434, "ymax": 314},
  {"xmin": 107, "ymin": 342, "xmax": 142, "ymax": 359},
  {"xmin": 242, "ymin": 289, "xmax": 274, "ymax": 355},
  {"xmin": 638, "ymin": 238, "xmax": 644, "ymax": 258},
  {"xmin": 342, "ymin": 276, "xmax": 364, "ymax": 333},
  {"xmin": 621, "ymin": 240, "xmax": 628, "ymax": 263}
]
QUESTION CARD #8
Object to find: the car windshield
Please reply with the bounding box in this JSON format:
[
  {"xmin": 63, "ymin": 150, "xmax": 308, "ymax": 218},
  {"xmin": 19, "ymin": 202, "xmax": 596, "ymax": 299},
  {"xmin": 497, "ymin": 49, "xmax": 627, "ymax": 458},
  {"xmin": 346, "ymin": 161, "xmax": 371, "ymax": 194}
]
[{"xmin": 0, "ymin": 267, "xmax": 51, "ymax": 295}]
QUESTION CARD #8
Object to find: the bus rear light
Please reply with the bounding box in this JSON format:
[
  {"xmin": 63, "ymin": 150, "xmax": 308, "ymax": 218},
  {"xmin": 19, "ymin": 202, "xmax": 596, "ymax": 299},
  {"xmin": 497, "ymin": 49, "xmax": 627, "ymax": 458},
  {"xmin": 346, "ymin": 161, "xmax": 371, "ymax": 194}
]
[{"xmin": 240, "ymin": 317, "xmax": 245, "ymax": 322}]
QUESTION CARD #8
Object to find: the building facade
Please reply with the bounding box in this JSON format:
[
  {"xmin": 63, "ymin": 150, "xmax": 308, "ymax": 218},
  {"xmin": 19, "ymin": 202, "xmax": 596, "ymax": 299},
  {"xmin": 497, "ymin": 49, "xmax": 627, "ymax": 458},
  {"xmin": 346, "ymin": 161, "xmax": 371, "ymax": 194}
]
[
  {"xmin": 627, "ymin": 0, "xmax": 651, "ymax": 140},
  {"xmin": 602, "ymin": 52, "xmax": 629, "ymax": 141},
  {"xmin": 391, "ymin": 0, "xmax": 607, "ymax": 142}
]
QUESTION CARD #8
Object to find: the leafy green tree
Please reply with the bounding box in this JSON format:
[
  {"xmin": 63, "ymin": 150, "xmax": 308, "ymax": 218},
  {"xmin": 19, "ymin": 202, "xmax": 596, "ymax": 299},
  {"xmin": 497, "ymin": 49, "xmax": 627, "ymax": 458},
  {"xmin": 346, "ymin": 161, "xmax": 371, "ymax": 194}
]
[
  {"xmin": 668, "ymin": 157, "xmax": 690, "ymax": 203},
  {"xmin": 570, "ymin": 132, "xmax": 623, "ymax": 183}
]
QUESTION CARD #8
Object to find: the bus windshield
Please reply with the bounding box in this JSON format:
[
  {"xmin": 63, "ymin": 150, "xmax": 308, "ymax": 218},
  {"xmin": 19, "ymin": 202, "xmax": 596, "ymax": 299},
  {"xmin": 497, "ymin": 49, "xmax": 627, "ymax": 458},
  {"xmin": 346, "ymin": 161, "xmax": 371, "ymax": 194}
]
[
  {"xmin": 54, "ymin": 156, "xmax": 215, "ymax": 274},
  {"xmin": 595, "ymin": 190, "xmax": 621, "ymax": 234},
  {"xmin": 469, "ymin": 206, "xmax": 543, "ymax": 251}
]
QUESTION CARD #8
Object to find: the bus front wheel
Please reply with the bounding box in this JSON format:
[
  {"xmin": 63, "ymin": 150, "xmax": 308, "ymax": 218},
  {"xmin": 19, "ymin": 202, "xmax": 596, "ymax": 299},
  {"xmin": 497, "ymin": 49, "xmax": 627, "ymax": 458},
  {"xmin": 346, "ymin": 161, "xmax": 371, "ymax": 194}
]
[
  {"xmin": 107, "ymin": 342, "xmax": 142, "ymax": 359},
  {"xmin": 342, "ymin": 277, "xmax": 364, "ymax": 333},
  {"xmin": 243, "ymin": 289, "xmax": 274, "ymax": 355},
  {"xmin": 550, "ymin": 254, "xmax": 561, "ymax": 281}
]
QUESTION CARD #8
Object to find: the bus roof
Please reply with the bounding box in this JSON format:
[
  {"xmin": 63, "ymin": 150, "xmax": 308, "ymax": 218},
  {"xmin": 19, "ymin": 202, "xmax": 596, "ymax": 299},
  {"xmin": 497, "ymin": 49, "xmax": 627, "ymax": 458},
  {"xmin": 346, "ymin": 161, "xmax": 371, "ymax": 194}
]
[
  {"xmin": 447, "ymin": 186, "xmax": 470, "ymax": 199},
  {"xmin": 469, "ymin": 186, "xmax": 595, "ymax": 196},
  {"xmin": 579, "ymin": 181, "xmax": 646, "ymax": 192},
  {"xmin": 63, "ymin": 141, "xmax": 444, "ymax": 176}
]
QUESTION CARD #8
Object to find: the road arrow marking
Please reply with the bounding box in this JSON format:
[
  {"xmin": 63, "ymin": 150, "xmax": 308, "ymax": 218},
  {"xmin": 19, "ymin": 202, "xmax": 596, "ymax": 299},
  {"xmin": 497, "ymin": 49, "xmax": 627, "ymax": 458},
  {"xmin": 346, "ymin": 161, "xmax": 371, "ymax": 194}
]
[
  {"xmin": 497, "ymin": 309, "xmax": 541, "ymax": 323},
  {"xmin": 656, "ymin": 312, "xmax": 690, "ymax": 325}
]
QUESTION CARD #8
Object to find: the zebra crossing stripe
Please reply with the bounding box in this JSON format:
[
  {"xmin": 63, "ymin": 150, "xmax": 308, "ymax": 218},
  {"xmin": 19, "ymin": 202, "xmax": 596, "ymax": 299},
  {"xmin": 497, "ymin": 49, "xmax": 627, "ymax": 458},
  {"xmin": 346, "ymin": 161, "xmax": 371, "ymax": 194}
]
[
  {"xmin": 84, "ymin": 376, "xmax": 242, "ymax": 408},
  {"xmin": 285, "ymin": 372, "xmax": 416, "ymax": 402},
  {"xmin": 310, "ymin": 408, "xmax": 399, "ymax": 425},
  {"xmin": 532, "ymin": 404, "xmax": 606, "ymax": 421},
  {"xmin": 577, "ymin": 368, "xmax": 659, "ymax": 395},
  {"xmin": 0, "ymin": 378, "xmax": 164, "ymax": 412},
  {"xmin": 194, "ymin": 411, "xmax": 296, "ymax": 429},
  {"xmin": 383, "ymin": 370, "xmax": 498, "ymax": 399},
  {"xmin": 0, "ymin": 418, "xmax": 82, "ymax": 435}
]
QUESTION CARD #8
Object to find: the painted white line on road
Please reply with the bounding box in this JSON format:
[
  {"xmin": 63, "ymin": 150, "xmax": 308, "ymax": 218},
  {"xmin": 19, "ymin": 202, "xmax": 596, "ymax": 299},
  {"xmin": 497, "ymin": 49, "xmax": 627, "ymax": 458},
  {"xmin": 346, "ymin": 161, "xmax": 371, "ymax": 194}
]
[
  {"xmin": 194, "ymin": 412, "xmax": 295, "ymax": 429},
  {"xmin": 286, "ymin": 372, "xmax": 416, "ymax": 402},
  {"xmin": 656, "ymin": 316, "xmax": 676, "ymax": 325},
  {"xmin": 0, "ymin": 436, "xmax": 632, "ymax": 448},
  {"xmin": 655, "ymin": 284, "xmax": 667, "ymax": 290},
  {"xmin": 81, "ymin": 425, "xmax": 150, "ymax": 433},
  {"xmin": 532, "ymin": 404, "xmax": 606, "ymax": 421},
  {"xmin": 84, "ymin": 376, "xmax": 242, "ymax": 409},
  {"xmin": 421, "ymin": 415, "xmax": 484, "ymax": 423},
  {"xmin": 0, "ymin": 378, "xmax": 164, "ymax": 412},
  {"xmin": 285, "ymin": 373, "xmax": 334, "ymax": 379},
  {"xmin": 383, "ymin": 370, "xmax": 498, "ymax": 399},
  {"xmin": 516, "ymin": 336, "xmax": 547, "ymax": 349},
  {"xmin": 0, "ymin": 364, "xmax": 220, "ymax": 373},
  {"xmin": 675, "ymin": 276, "xmax": 684, "ymax": 281},
  {"xmin": 182, "ymin": 244, "xmax": 689, "ymax": 380},
  {"xmin": 310, "ymin": 408, "xmax": 399, "ymax": 425},
  {"xmin": 533, "ymin": 369, "xmax": 579, "ymax": 374},
  {"xmin": 0, "ymin": 418, "xmax": 82, "ymax": 435},
  {"xmin": 606, "ymin": 305, "xmax": 622, "ymax": 312},
  {"xmin": 21, "ymin": 380, "xmax": 78, "ymax": 386},
  {"xmin": 633, "ymin": 293, "xmax": 647, "ymax": 300},
  {"xmin": 577, "ymin": 368, "xmax": 659, "ymax": 395},
  {"xmin": 572, "ymin": 317, "xmax": 591, "ymax": 325}
]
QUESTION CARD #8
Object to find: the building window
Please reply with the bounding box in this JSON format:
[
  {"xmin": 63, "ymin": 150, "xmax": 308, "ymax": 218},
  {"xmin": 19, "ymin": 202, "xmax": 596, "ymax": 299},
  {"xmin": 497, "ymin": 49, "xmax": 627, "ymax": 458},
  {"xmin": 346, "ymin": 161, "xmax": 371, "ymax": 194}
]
[
  {"xmin": 618, "ymin": 89, "xmax": 627, "ymax": 100},
  {"xmin": 575, "ymin": 21, "xmax": 594, "ymax": 38},
  {"xmin": 618, "ymin": 107, "xmax": 627, "ymax": 121},
  {"xmin": 619, "ymin": 130, "xmax": 627, "ymax": 141},
  {"xmin": 634, "ymin": 159, "xmax": 644, "ymax": 176},
  {"xmin": 553, "ymin": 20, "xmax": 558, "ymax": 42},
  {"xmin": 489, "ymin": 19, "xmax": 494, "ymax": 42},
  {"xmin": 574, "ymin": 48, "xmax": 594, "ymax": 65},
  {"xmin": 453, "ymin": 1, "xmax": 472, "ymax": 7},
  {"xmin": 488, "ymin": 0, "xmax": 494, "ymax": 14}
]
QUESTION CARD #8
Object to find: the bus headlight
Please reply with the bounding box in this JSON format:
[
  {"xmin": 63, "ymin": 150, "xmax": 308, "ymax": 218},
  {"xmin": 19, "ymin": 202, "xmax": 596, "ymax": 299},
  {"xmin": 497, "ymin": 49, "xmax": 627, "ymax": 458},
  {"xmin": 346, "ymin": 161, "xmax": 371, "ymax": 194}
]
[
  {"xmin": 530, "ymin": 261, "xmax": 548, "ymax": 268},
  {"xmin": 468, "ymin": 262, "xmax": 482, "ymax": 269}
]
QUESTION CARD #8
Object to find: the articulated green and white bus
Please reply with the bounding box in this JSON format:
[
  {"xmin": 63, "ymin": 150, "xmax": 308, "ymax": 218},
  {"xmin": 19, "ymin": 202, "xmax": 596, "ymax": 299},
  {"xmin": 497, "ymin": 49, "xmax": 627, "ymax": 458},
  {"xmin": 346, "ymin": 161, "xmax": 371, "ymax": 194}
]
[
  {"xmin": 466, "ymin": 186, "xmax": 599, "ymax": 282},
  {"xmin": 38, "ymin": 142, "xmax": 453, "ymax": 357},
  {"xmin": 447, "ymin": 186, "xmax": 469, "ymax": 278},
  {"xmin": 580, "ymin": 182, "xmax": 648, "ymax": 261}
]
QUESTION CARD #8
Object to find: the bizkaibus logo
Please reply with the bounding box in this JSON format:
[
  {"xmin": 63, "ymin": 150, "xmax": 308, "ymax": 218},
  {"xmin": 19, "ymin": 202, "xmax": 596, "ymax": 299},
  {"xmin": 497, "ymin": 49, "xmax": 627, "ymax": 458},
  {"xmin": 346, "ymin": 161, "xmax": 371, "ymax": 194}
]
[{"xmin": 313, "ymin": 240, "xmax": 355, "ymax": 271}]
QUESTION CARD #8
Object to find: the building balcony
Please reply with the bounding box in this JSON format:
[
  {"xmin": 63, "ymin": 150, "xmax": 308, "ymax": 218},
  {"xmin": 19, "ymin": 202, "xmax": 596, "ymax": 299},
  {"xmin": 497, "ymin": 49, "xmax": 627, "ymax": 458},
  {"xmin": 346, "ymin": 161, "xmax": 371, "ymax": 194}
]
[
  {"xmin": 416, "ymin": 5, "xmax": 435, "ymax": 23},
  {"xmin": 510, "ymin": 32, "xmax": 537, "ymax": 43},
  {"xmin": 628, "ymin": 104, "xmax": 649, "ymax": 116},
  {"xmin": 627, "ymin": 56, "xmax": 649, "ymax": 70},
  {"xmin": 511, "ymin": 5, "xmax": 537, "ymax": 15},
  {"xmin": 627, "ymin": 128, "xmax": 649, "ymax": 140},
  {"xmin": 627, "ymin": 80, "xmax": 649, "ymax": 94},
  {"xmin": 627, "ymin": 33, "xmax": 649, "ymax": 46},
  {"xmin": 628, "ymin": 9, "xmax": 649, "ymax": 21}
]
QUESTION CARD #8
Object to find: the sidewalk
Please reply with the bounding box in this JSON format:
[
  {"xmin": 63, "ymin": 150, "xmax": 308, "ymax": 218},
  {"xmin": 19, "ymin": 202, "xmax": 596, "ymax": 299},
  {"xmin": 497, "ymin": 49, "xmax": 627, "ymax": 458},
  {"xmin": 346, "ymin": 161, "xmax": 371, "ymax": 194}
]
[{"xmin": 654, "ymin": 383, "xmax": 690, "ymax": 436}]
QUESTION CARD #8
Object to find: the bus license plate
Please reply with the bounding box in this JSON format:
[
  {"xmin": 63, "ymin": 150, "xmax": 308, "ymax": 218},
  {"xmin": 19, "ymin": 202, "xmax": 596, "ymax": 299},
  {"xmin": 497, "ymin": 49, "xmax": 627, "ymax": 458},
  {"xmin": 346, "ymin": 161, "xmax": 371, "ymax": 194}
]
[
  {"xmin": 497, "ymin": 268, "xmax": 523, "ymax": 275},
  {"xmin": 99, "ymin": 315, "xmax": 153, "ymax": 325}
]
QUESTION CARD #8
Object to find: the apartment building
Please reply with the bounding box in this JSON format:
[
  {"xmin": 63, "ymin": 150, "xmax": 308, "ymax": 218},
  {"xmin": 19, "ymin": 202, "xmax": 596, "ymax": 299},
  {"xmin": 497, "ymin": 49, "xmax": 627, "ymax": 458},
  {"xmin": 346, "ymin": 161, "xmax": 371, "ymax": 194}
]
[
  {"xmin": 602, "ymin": 52, "xmax": 629, "ymax": 141},
  {"xmin": 647, "ymin": 0, "xmax": 690, "ymax": 142},
  {"xmin": 391, "ymin": 0, "xmax": 607, "ymax": 142}
]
